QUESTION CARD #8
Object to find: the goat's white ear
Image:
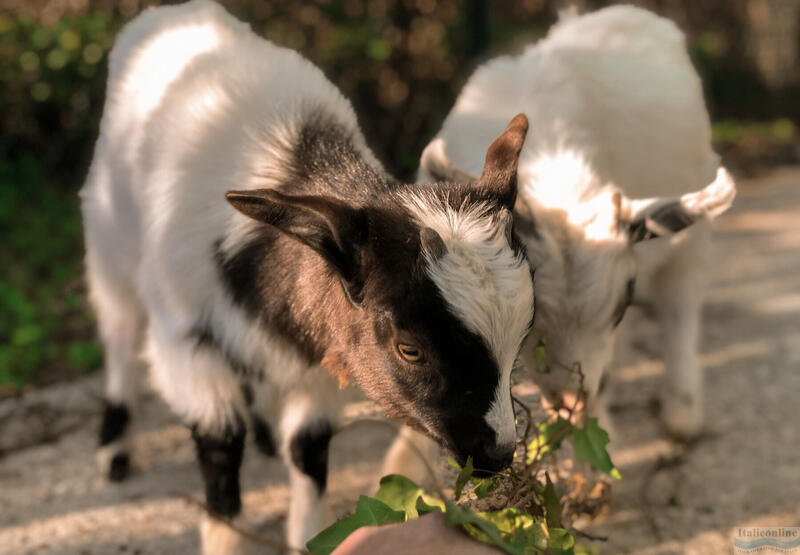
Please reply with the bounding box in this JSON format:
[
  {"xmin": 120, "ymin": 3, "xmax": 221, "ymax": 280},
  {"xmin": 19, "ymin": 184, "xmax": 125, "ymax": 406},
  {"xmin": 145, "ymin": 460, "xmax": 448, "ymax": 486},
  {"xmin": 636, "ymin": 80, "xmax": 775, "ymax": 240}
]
[
  {"xmin": 625, "ymin": 167, "xmax": 736, "ymax": 243},
  {"xmin": 678, "ymin": 166, "xmax": 737, "ymax": 219},
  {"xmin": 419, "ymin": 138, "xmax": 479, "ymax": 184},
  {"xmin": 226, "ymin": 189, "xmax": 368, "ymax": 302}
]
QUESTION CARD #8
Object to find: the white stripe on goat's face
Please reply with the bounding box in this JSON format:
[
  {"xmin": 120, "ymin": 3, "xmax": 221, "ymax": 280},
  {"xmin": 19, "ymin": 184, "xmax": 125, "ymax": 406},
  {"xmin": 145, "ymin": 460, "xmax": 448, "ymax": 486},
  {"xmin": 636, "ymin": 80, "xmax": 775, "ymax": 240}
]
[{"xmin": 402, "ymin": 191, "xmax": 534, "ymax": 449}]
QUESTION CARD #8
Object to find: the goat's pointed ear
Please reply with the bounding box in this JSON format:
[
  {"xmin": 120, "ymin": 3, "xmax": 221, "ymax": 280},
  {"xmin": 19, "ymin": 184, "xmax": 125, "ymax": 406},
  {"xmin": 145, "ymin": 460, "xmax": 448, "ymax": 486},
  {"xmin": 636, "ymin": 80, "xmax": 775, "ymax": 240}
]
[
  {"xmin": 624, "ymin": 167, "xmax": 736, "ymax": 243},
  {"xmin": 477, "ymin": 113, "xmax": 529, "ymax": 209},
  {"xmin": 419, "ymin": 138, "xmax": 480, "ymax": 183},
  {"xmin": 226, "ymin": 189, "xmax": 368, "ymax": 303}
]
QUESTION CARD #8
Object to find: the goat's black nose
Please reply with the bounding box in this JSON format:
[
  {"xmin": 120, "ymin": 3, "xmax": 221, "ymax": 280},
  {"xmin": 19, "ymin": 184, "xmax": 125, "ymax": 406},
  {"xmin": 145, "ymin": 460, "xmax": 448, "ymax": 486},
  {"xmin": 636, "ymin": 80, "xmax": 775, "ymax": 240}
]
[{"xmin": 472, "ymin": 444, "xmax": 515, "ymax": 475}]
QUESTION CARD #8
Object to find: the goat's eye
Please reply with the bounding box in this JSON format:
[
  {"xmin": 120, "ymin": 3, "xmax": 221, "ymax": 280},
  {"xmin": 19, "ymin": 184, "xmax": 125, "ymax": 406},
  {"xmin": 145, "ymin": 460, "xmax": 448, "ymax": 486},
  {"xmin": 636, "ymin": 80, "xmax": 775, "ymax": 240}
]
[{"xmin": 397, "ymin": 343, "xmax": 424, "ymax": 363}]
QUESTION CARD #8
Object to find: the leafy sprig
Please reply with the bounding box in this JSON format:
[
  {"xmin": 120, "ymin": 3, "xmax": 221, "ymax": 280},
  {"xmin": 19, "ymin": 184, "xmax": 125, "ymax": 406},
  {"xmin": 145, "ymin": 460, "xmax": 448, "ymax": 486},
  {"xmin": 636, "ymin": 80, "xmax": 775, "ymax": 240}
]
[{"xmin": 307, "ymin": 472, "xmax": 575, "ymax": 555}]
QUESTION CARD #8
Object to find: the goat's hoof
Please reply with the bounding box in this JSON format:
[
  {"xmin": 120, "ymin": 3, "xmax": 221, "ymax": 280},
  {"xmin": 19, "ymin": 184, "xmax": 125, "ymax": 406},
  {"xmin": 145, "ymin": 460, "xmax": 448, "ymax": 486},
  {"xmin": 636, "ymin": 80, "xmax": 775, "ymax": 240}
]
[
  {"xmin": 200, "ymin": 514, "xmax": 255, "ymax": 555},
  {"xmin": 108, "ymin": 452, "xmax": 131, "ymax": 481},
  {"xmin": 97, "ymin": 445, "xmax": 133, "ymax": 482},
  {"xmin": 661, "ymin": 402, "xmax": 703, "ymax": 441}
]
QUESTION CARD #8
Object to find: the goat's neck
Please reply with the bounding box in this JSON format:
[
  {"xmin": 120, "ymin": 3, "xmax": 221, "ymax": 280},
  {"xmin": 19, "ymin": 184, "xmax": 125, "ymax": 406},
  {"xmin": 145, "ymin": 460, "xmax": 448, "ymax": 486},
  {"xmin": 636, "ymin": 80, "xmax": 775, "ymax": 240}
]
[
  {"xmin": 240, "ymin": 235, "xmax": 359, "ymax": 370},
  {"xmin": 277, "ymin": 114, "xmax": 396, "ymax": 201}
]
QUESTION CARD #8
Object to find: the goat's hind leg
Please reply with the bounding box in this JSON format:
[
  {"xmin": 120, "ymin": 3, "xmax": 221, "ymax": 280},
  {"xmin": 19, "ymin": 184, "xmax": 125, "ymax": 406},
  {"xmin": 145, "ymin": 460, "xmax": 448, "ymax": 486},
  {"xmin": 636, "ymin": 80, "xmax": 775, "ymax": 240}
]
[{"xmin": 87, "ymin": 253, "xmax": 146, "ymax": 481}]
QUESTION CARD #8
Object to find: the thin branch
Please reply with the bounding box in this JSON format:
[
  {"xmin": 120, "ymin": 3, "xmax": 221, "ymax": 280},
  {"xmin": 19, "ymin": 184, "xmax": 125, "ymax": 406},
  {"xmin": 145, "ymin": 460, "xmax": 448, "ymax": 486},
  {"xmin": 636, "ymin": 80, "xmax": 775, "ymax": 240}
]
[
  {"xmin": 572, "ymin": 528, "xmax": 608, "ymax": 542},
  {"xmin": 511, "ymin": 392, "xmax": 533, "ymax": 463}
]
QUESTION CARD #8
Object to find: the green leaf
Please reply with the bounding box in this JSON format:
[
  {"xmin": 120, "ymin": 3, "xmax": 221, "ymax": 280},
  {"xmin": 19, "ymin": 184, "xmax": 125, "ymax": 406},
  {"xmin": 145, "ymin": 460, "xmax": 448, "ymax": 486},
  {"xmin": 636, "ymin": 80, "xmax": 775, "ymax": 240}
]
[
  {"xmin": 454, "ymin": 456, "xmax": 474, "ymax": 499},
  {"xmin": 306, "ymin": 496, "xmax": 405, "ymax": 554},
  {"xmin": 476, "ymin": 507, "xmax": 577, "ymax": 553},
  {"xmin": 527, "ymin": 417, "xmax": 572, "ymax": 464},
  {"xmin": 445, "ymin": 504, "xmax": 575, "ymax": 555},
  {"xmin": 477, "ymin": 507, "xmax": 539, "ymax": 537},
  {"xmin": 415, "ymin": 494, "xmax": 445, "ymax": 515},
  {"xmin": 354, "ymin": 495, "xmax": 406, "ymax": 526},
  {"xmin": 472, "ymin": 475, "xmax": 500, "ymax": 499},
  {"xmin": 571, "ymin": 418, "xmax": 621, "ymax": 479},
  {"xmin": 374, "ymin": 474, "xmax": 424, "ymax": 520},
  {"xmin": 542, "ymin": 473, "xmax": 562, "ymax": 528},
  {"xmin": 373, "ymin": 474, "xmax": 447, "ymax": 519},
  {"xmin": 546, "ymin": 527, "xmax": 577, "ymax": 554},
  {"xmin": 306, "ymin": 514, "xmax": 361, "ymax": 555},
  {"xmin": 444, "ymin": 502, "xmax": 527, "ymax": 555}
]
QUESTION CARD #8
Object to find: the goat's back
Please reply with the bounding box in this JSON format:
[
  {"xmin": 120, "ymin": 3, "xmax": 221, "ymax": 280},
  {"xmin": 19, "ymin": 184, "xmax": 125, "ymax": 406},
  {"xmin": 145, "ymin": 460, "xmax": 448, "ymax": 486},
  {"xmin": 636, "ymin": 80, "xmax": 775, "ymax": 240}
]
[
  {"xmin": 80, "ymin": 0, "xmax": 365, "ymax": 329},
  {"xmin": 425, "ymin": 5, "xmax": 719, "ymax": 199}
]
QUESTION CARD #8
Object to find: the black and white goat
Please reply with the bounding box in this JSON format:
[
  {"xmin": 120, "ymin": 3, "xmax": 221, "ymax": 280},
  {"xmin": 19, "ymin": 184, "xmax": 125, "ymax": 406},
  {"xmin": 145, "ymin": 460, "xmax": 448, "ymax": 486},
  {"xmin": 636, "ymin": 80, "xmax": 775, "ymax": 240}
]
[
  {"xmin": 416, "ymin": 6, "xmax": 736, "ymax": 443},
  {"xmin": 80, "ymin": 1, "xmax": 534, "ymax": 551}
]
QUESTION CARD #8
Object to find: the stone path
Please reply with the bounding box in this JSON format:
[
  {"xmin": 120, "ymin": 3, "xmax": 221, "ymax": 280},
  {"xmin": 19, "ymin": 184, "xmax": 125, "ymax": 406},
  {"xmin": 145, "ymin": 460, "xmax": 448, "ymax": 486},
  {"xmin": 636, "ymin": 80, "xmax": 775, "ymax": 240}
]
[{"xmin": 1, "ymin": 167, "xmax": 798, "ymax": 554}]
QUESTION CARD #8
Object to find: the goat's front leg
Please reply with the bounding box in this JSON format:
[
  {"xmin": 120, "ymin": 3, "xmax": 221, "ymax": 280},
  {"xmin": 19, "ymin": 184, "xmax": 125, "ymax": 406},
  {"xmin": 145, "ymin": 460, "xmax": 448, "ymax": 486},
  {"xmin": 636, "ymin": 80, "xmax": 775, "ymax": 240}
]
[
  {"xmin": 280, "ymin": 369, "xmax": 342, "ymax": 550},
  {"xmin": 656, "ymin": 291, "xmax": 703, "ymax": 439},
  {"xmin": 194, "ymin": 418, "xmax": 247, "ymax": 555},
  {"xmin": 146, "ymin": 328, "xmax": 254, "ymax": 554},
  {"xmin": 652, "ymin": 227, "xmax": 710, "ymax": 440}
]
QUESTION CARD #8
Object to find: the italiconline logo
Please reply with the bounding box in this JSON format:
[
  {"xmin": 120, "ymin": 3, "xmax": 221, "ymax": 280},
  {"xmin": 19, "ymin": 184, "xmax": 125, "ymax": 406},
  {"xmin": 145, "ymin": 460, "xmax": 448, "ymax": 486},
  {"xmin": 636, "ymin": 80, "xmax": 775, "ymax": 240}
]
[{"xmin": 734, "ymin": 527, "xmax": 800, "ymax": 553}]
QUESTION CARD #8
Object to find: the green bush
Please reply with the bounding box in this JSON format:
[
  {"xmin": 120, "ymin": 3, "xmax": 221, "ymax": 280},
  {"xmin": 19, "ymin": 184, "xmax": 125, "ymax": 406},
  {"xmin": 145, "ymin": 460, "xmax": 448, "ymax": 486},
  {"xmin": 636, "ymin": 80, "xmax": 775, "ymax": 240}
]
[
  {"xmin": 0, "ymin": 156, "xmax": 100, "ymax": 387},
  {"xmin": 0, "ymin": 11, "xmax": 118, "ymax": 183}
]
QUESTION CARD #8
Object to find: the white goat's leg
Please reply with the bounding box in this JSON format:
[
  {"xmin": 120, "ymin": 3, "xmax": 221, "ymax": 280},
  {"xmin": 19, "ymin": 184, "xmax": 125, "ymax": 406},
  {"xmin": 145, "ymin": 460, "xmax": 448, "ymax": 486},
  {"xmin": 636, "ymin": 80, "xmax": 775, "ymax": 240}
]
[
  {"xmin": 652, "ymin": 226, "xmax": 710, "ymax": 439},
  {"xmin": 657, "ymin": 292, "xmax": 703, "ymax": 438},
  {"xmin": 280, "ymin": 368, "xmax": 342, "ymax": 550},
  {"xmin": 381, "ymin": 425, "xmax": 441, "ymax": 487},
  {"xmin": 145, "ymin": 324, "xmax": 255, "ymax": 555},
  {"xmin": 97, "ymin": 322, "xmax": 145, "ymax": 481},
  {"xmin": 87, "ymin": 253, "xmax": 146, "ymax": 482}
]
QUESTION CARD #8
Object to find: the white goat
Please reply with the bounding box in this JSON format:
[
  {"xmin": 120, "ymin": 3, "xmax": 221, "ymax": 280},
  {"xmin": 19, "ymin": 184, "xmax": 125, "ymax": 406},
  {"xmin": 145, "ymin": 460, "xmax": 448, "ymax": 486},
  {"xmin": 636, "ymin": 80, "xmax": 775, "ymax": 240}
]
[
  {"xmin": 416, "ymin": 5, "xmax": 736, "ymax": 443},
  {"xmin": 81, "ymin": 1, "xmax": 535, "ymax": 552}
]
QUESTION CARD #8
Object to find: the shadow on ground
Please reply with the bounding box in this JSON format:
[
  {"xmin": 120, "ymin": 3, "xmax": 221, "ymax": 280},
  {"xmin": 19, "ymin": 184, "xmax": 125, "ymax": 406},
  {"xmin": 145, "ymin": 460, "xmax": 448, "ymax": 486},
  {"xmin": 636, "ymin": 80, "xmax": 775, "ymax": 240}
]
[{"xmin": 1, "ymin": 167, "xmax": 798, "ymax": 554}]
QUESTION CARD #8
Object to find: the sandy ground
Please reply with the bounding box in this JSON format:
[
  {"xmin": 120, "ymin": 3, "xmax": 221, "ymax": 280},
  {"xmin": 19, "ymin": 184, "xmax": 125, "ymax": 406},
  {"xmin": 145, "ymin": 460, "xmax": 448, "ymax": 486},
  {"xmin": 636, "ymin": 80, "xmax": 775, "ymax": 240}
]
[{"xmin": 1, "ymin": 167, "xmax": 798, "ymax": 554}]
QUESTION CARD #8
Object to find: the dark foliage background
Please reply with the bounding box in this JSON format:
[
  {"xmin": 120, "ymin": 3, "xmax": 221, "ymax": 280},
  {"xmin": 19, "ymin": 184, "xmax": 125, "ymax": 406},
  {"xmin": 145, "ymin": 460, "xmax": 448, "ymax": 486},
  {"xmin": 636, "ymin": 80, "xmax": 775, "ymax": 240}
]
[{"xmin": 1, "ymin": 0, "xmax": 798, "ymax": 390}]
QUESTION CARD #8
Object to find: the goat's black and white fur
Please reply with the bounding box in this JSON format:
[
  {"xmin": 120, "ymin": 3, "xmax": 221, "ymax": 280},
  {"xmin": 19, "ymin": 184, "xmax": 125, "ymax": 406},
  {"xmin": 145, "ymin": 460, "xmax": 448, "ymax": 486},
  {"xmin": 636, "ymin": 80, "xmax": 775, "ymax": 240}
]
[{"xmin": 81, "ymin": 1, "xmax": 534, "ymax": 551}]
